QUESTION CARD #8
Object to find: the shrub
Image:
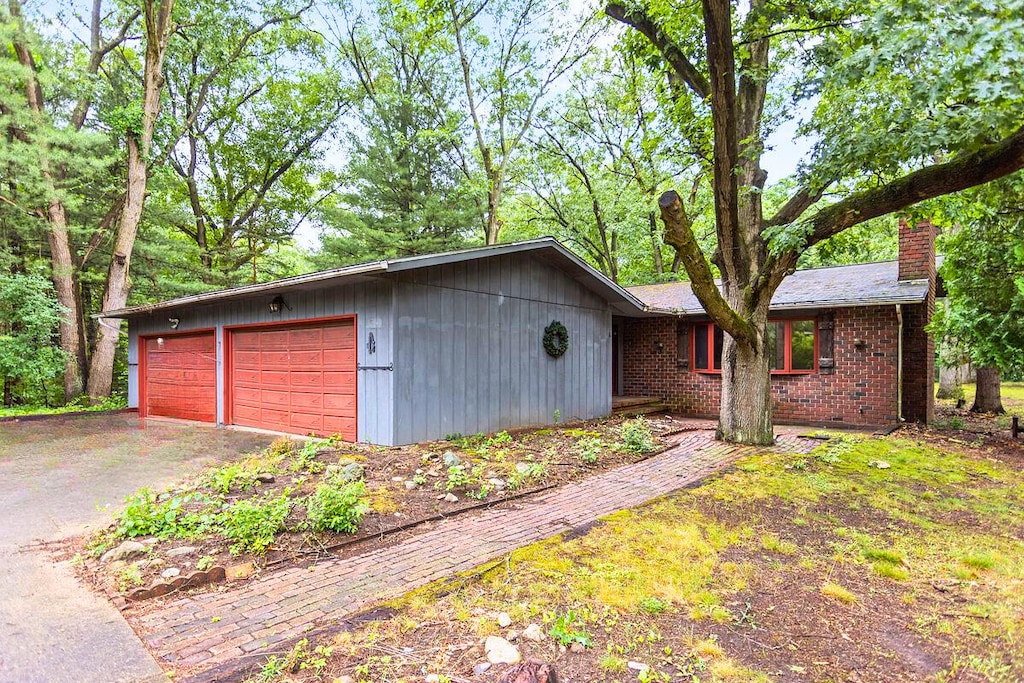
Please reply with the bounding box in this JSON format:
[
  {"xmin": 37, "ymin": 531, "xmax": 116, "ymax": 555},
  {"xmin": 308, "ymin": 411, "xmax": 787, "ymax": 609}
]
[
  {"xmin": 116, "ymin": 489, "xmax": 210, "ymax": 539},
  {"xmin": 576, "ymin": 436, "xmax": 604, "ymax": 464},
  {"xmin": 306, "ymin": 481, "xmax": 368, "ymax": 533},
  {"xmin": 620, "ymin": 418, "xmax": 656, "ymax": 454},
  {"xmin": 220, "ymin": 493, "xmax": 292, "ymax": 555}
]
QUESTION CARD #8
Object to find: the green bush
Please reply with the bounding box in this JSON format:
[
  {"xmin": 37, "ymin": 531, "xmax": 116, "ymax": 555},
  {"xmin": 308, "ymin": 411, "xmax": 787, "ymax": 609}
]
[
  {"xmin": 220, "ymin": 493, "xmax": 292, "ymax": 555},
  {"xmin": 306, "ymin": 481, "xmax": 368, "ymax": 533},
  {"xmin": 576, "ymin": 436, "xmax": 604, "ymax": 464},
  {"xmin": 620, "ymin": 418, "xmax": 656, "ymax": 454},
  {"xmin": 116, "ymin": 488, "xmax": 208, "ymax": 539}
]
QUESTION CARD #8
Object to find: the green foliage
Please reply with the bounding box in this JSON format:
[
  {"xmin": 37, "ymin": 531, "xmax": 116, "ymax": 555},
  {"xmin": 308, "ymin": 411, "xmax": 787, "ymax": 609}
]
[
  {"xmin": 0, "ymin": 273, "xmax": 68, "ymax": 406},
  {"xmin": 205, "ymin": 463, "xmax": 259, "ymax": 495},
  {"xmin": 255, "ymin": 638, "xmax": 333, "ymax": 681},
  {"xmin": 576, "ymin": 436, "xmax": 605, "ymax": 464},
  {"xmin": 619, "ymin": 418, "xmax": 656, "ymax": 455},
  {"xmin": 220, "ymin": 493, "xmax": 293, "ymax": 555},
  {"xmin": 116, "ymin": 489, "xmax": 212, "ymax": 539},
  {"xmin": 306, "ymin": 481, "xmax": 368, "ymax": 534},
  {"xmin": 445, "ymin": 464, "xmax": 472, "ymax": 491},
  {"xmin": 548, "ymin": 609, "xmax": 592, "ymax": 648}
]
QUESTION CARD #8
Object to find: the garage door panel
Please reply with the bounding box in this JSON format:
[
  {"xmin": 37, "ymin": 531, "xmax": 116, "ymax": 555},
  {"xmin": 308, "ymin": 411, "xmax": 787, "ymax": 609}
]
[
  {"xmin": 229, "ymin": 319, "xmax": 356, "ymax": 439},
  {"xmin": 323, "ymin": 394, "xmax": 356, "ymax": 411},
  {"xmin": 143, "ymin": 332, "xmax": 216, "ymax": 422}
]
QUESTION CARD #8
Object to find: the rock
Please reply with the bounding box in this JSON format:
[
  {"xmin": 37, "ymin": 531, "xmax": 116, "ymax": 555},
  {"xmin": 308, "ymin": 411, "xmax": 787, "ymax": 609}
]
[
  {"xmin": 869, "ymin": 460, "xmax": 891, "ymax": 469},
  {"xmin": 521, "ymin": 624, "xmax": 545, "ymax": 642},
  {"xmin": 255, "ymin": 473, "xmax": 275, "ymax": 483},
  {"xmin": 627, "ymin": 661, "xmax": 649, "ymax": 672},
  {"xmin": 161, "ymin": 567, "xmax": 181, "ymax": 579},
  {"xmin": 100, "ymin": 540, "xmax": 147, "ymax": 564},
  {"xmin": 515, "ymin": 463, "xmax": 532, "ymax": 474},
  {"xmin": 473, "ymin": 662, "xmax": 492, "ymax": 675},
  {"xmin": 415, "ymin": 468, "xmax": 424, "ymax": 475},
  {"xmin": 488, "ymin": 478, "xmax": 507, "ymax": 490},
  {"xmin": 392, "ymin": 476, "xmax": 406, "ymax": 482},
  {"xmin": 165, "ymin": 546, "xmax": 197, "ymax": 558},
  {"xmin": 497, "ymin": 612, "xmax": 513, "ymax": 628},
  {"xmin": 425, "ymin": 675, "xmax": 441, "ymax": 683},
  {"xmin": 444, "ymin": 493, "xmax": 459, "ymax": 503},
  {"xmin": 341, "ymin": 463, "xmax": 365, "ymax": 481},
  {"xmin": 225, "ymin": 562, "xmax": 256, "ymax": 581},
  {"xmin": 442, "ymin": 451, "xmax": 461, "ymax": 468},
  {"xmin": 405, "ymin": 480, "xmax": 418, "ymax": 490},
  {"xmin": 334, "ymin": 677, "xmax": 355, "ymax": 683},
  {"xmin": 484, "ymin": 636, "xmax": 521, "ymax": 665},
  {"xmin": 426, "ymin": 469, "xmax": 441, "ymax": 477},
  {"xmin": 569, "ymin": 642, "xmax": 586, "ymax": 653}
]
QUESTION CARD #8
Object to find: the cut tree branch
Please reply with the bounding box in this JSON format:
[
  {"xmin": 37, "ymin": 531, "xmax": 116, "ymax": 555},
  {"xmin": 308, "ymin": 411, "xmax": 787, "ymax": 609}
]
[{"xmin": 659, "ymin": 190, "xmax": 754, "ymax": 343}]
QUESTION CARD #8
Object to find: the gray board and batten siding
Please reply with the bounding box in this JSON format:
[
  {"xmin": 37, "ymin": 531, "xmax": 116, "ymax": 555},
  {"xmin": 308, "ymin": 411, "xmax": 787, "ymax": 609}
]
[
  {"xmin": 126, "ymin": 278, "xmax": 395, "ymax": 445},
  {"xmin": 391, "ymin": 252, "xmax": 614, "ymax": 445},
  {"xmin": 119, "ymin": 239, "xmax": 650, "ymax": 446}
]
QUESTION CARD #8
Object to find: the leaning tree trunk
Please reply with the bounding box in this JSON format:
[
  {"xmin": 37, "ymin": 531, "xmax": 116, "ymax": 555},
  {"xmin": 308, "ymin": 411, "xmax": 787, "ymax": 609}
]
[
  {"xmin": 971, "ymin": 365, "xmax": 1004, "ymax": 414},
  {"xmin": 86, "ymin": 0, "xmax": 175, "ymax": 399}
]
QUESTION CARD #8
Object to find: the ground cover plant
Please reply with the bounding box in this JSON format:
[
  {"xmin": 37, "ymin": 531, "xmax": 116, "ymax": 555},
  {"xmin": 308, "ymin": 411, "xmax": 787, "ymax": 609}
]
[
  {"xmin": 245, "ymin": 429, "xmax": 1024, "ymax": 682},
  {"xmin": 78, "ymin": 415, "xmax": 672, "ymax": 596}
]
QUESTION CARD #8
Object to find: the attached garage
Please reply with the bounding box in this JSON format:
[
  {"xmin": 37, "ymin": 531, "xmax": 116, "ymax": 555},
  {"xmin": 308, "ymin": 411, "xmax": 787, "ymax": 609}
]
[
  {"xmin": 227, "ymin": 319, "xmax": 357, "ymax": 439},
  {"xmin": 111, "ymin": 239, "xmax": 651, "ymax": 445},
  {"xmin": 139, "ymin": 330, "xmax": 217, "ymax": 422}
]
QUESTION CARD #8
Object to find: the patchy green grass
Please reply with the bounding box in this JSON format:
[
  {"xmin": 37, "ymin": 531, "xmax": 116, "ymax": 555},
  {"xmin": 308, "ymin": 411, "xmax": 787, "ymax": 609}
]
[
  {"xmin": 276, "ymin": 432, "xmax": 1024, "ymax": 683},
  {"xmin": 0, "ymin": 395, "xmax": 127, "ymax": 418}
]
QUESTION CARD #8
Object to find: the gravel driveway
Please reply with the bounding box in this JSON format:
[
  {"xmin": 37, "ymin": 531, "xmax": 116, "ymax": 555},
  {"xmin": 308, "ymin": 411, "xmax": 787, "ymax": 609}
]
[{"xmin": 0, "ymin": 413, "xmax": 271, "ymax": 683}]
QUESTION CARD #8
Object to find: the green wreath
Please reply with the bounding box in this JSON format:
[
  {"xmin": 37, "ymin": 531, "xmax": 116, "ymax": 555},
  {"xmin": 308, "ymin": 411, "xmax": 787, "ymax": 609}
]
[{"xmin": 543, "ymin": 320, "xmax": 569, "ymax": 358}]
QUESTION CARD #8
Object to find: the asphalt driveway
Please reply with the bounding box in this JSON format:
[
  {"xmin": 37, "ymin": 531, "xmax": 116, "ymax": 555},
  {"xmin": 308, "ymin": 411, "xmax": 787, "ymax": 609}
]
[{"xmin": 0, "ymin": 413, "xmax": 271, "ymax": 683}]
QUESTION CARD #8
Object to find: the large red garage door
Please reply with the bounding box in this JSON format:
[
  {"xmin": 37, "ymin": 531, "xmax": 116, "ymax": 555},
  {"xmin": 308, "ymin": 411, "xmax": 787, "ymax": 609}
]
[
  {"xmin": 228, "ymin": 319, "xmax": 357, "ymax": 439},
  {"xmin": 141, "ymin": 331, "xmax": 217, "ymax": 422}
]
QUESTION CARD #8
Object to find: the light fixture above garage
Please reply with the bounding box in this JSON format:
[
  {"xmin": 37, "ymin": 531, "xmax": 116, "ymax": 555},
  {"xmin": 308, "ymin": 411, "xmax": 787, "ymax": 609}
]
[{"xmin": 269, "ymin": 295, "xmax": 291, "ymax": 313}]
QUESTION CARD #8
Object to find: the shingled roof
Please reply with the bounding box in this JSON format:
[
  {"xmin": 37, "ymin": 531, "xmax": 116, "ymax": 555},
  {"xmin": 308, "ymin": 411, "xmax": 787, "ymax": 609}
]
[{"xmin": 626, "ymin": 260, "xmax": 932, "ymax": 315}]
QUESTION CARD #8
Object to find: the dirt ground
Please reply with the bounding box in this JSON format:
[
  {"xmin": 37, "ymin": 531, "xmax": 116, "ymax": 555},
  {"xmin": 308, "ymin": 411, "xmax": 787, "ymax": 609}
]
[{"xmin": 228, "ymin": 422, "xmax": 1023, "ymax": 683}]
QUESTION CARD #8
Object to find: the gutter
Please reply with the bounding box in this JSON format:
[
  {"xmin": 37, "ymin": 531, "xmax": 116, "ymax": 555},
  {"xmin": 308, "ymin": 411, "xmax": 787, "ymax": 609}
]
[{"xmin": 896, "ymin": 303, "xmax": 904, "ymax": 421}]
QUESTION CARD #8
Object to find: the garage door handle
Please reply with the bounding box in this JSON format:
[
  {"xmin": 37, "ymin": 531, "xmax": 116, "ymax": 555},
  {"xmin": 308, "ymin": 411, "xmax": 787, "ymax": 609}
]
[{"xmin": 357, "ymin": 363, "xmax": 394, "ymax": 371}]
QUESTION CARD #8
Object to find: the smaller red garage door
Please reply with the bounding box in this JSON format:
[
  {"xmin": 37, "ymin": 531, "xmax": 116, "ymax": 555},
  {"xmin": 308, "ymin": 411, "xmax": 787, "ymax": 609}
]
[
  {"xmin": 228, "ymin": 319, "xmax": 357, "ymax": 440},
  {"xmin": 141, "ymin": 331, "xmax": 217, "ymax": 422}
]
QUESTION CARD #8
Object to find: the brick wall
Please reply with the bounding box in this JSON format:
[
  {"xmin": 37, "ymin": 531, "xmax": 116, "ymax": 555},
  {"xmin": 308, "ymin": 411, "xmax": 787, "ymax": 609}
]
[
  {"xmin": 898, "ymin": 219, "xmax": 937, "ymax": 423},
  {"xmin": 620, "ymin": 306, "xmax": 900, "ymax": 427}
]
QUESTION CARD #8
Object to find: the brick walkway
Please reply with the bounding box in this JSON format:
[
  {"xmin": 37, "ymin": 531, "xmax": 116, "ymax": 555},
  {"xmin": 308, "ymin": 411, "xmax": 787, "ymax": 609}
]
[{"xmin": 132, "ymin": 426, "xmax": 817, "ymax": 674}]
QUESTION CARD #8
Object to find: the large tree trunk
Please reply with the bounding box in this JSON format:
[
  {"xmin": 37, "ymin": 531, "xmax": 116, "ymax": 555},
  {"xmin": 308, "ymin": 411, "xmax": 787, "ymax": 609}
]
[
  {"xmin": 86, "ymin": 0, "xmax": 175, "ymax": 399},
  {"xmin": 717, "ymin": 301, "xmax": 773, "ymax": 445},
  {"xmin": 971, "ymin": 365, "xmax": 1004, "ymax": 414},
  {"xmin": 936, "ymin": 363, "xmax": 963, "ymax": 400}
]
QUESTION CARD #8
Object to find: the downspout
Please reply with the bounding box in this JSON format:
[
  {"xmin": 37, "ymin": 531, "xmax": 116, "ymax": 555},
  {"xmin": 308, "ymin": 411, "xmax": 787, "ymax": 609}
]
[{"xmin": 896, "ymin": 304, "xmax": 904, "ymax": 422}]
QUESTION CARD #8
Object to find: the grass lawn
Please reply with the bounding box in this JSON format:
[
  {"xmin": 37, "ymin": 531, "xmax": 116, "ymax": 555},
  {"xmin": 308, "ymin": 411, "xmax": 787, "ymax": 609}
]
[{"xmin": 252, "ymin": 430, "xmax": 1024, "ymax": 682}]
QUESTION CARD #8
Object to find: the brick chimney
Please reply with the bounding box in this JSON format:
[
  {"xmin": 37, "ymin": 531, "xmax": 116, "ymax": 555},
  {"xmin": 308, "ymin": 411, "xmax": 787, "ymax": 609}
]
[
  {"xmin": 898, "ymin": 218, "xmax": 936, "ymax": 281},
  {"xmin": 897, "ymin": 218, "xmax": 936, "ymax": 425}
]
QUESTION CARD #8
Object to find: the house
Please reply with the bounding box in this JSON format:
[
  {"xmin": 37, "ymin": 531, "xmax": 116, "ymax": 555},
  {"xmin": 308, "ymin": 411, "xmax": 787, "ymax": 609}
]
[
  {"xmin": 103, "ymin": 221, "xmax": 936, "ymax": 443},
  {"xmin": 618, "ymin": 219, "xmax": 937, "ymax": 427}
]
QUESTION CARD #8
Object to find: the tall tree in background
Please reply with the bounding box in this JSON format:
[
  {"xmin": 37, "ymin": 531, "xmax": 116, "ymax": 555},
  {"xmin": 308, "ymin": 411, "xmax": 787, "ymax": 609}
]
[
  {"xmin": 608, "ymin": 0, "xmax": 1024, "ymax": 444},
  {"xmin": 317, "ymin": 0, "xmax": 476, "ymax": 264},
  {"xmin": 430, "ymin": 0, "xmax": 596, "ymax": 244},
  {"xmin": 930, "ymin": 174, "xmax": 1024, "ymax": 414},
  {"xmin": 86, "ymin": 0, "xmax": 176, "ymax": 399},
  {"xmin": 160, "ymin": 0, "xmax": 339, "ymax": 284},
  {"xmin": 3, "ymin": 0, "xmax": 134, "ymax": 401}
]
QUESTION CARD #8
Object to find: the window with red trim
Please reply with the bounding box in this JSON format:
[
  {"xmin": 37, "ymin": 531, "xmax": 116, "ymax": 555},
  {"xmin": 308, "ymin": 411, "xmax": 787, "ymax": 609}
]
[{"xmin": 692, "ymin": 319, "xmax": 817, "ymax": 374}]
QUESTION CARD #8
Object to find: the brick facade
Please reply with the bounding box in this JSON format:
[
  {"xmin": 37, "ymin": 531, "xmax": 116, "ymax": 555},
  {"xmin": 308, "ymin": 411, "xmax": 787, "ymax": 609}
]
[
  {"xmin": 620, "ymin": 220, "xmax": 937, "ymax": 427},
  {"xmin": 620, "ymin": 306, "xmax": 901, "ymax": 428},
  {"xmin": 898, "ymin": 219, "xmax": 936, "ymax": 423}
]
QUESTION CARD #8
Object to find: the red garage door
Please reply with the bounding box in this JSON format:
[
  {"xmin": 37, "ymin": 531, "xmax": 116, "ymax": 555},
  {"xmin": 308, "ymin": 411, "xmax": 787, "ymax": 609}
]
[
  {"xmin": 141, "ymin": 331, "xmax": 217, "ymax": 422},
  {"xmin": 228, "ymin": 319, "xmax": 357, "ymax": 439}
]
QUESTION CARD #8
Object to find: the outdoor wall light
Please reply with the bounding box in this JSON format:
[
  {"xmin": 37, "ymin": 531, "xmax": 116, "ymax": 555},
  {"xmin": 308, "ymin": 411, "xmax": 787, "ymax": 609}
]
[
  {"xmin": 654, "ymin": 340, "xmax": 665, "ymax": 352},
  {"xmin": 168, "ymin": 318, "xmax": 179, "ymax": 329},
  {"xmin": 269, "ymin": 295, "xmax": 291, "ymax": 313}
]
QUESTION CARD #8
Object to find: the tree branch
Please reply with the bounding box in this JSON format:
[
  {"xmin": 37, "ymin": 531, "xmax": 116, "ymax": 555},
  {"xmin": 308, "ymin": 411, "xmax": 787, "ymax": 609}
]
[
  {"xmin": 660, "ymin": 190, "xmax": 754, "ymax": 343},
  {"xmin": 605, "ymin": 3, "xmax": 710, "ymax": 100},
  {"xmin": 802, "ymin": 122, "xmax": 1024, "ymax": 248}
]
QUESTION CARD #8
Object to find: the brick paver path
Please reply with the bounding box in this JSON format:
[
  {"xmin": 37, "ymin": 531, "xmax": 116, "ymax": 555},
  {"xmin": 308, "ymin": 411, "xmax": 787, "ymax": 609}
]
[{"xmin": 132, "ymin": 426, "xmax": 817, "ymax": 674}]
